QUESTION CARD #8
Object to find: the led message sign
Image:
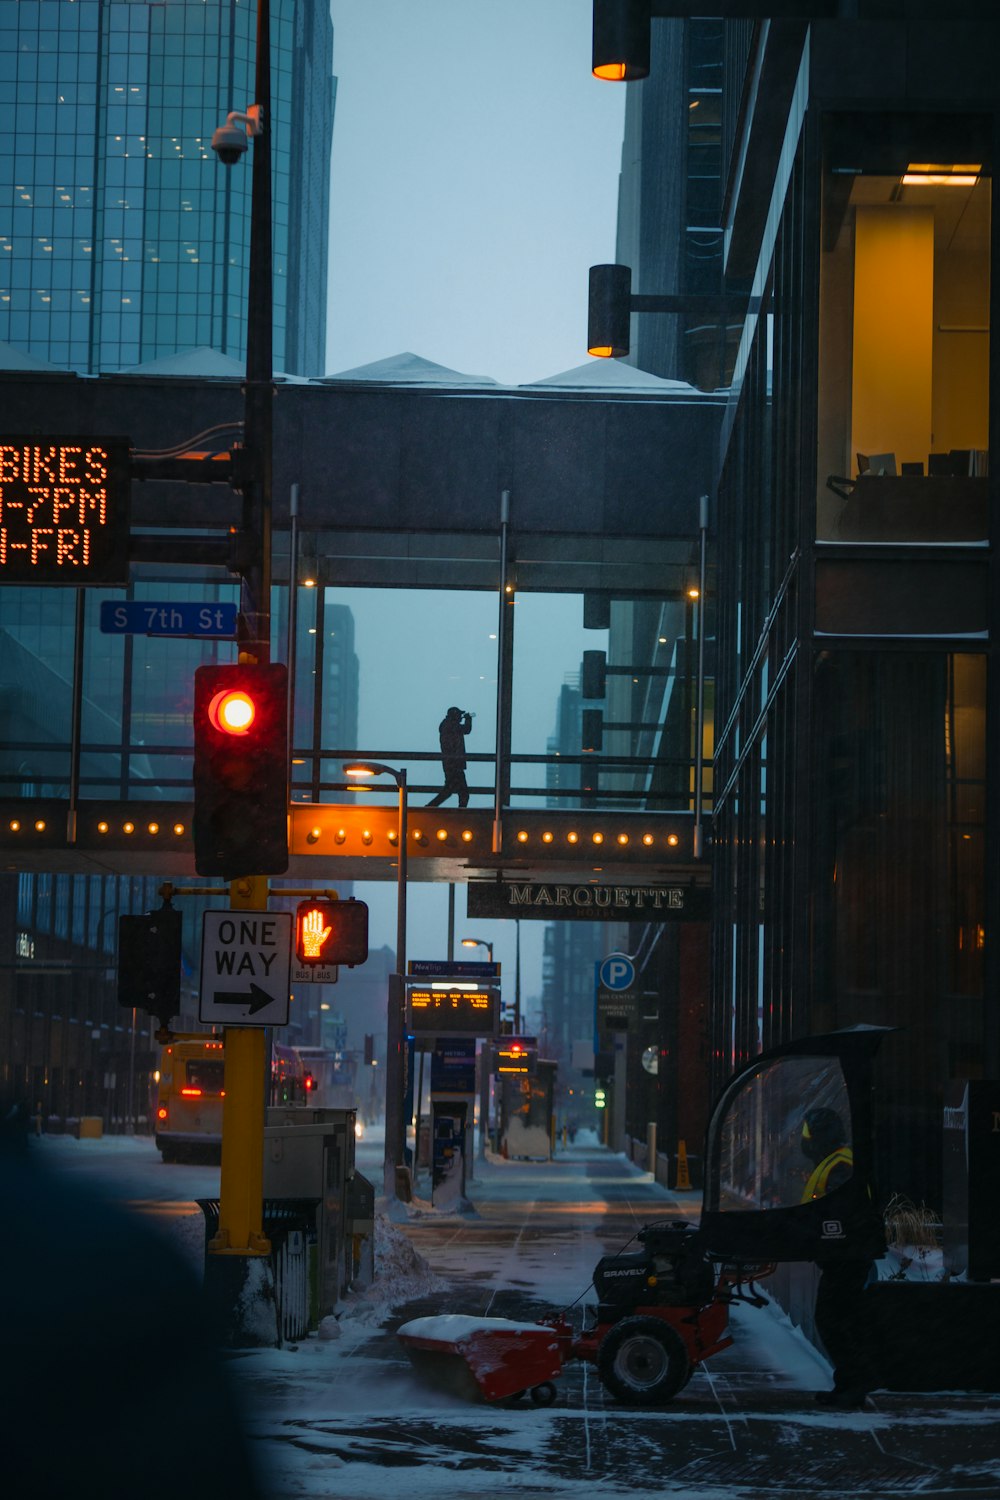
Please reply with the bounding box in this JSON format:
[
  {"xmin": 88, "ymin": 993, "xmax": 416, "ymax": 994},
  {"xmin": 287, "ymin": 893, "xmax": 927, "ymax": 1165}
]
[
  {"xmin": 407, "ymin": 984, "xmax": 500, "ymax": 1037},
  {"xmin": 0, "ymin": 438, "xmax": 130, "ymax": 584}
]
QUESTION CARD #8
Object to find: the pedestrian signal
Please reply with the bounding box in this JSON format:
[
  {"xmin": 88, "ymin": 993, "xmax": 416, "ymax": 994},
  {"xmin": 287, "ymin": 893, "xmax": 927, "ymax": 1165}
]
[
  {"xmin": 193, "ymin": 662, "xmax": 288, "ymax": 876},
  {"xmin": 117, "ymin": 908, "xmax": 182, "ymax": 1025},
  {"xmin": 295, "ymin": 897, "xmax": 369, "ymax": 968}
]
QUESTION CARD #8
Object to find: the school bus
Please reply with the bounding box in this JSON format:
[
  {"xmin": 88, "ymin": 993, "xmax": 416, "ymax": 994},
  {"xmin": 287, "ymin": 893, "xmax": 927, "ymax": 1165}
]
[{"xmin": 154, "ymin": 1035, "xmax": 306, "ymax": 1163}]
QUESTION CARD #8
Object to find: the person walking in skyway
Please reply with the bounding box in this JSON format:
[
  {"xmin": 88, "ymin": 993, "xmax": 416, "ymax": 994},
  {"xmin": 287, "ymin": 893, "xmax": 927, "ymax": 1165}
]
[{"xmin": 427, "ymin": 707, "xmax": 473, "ymax": 807}]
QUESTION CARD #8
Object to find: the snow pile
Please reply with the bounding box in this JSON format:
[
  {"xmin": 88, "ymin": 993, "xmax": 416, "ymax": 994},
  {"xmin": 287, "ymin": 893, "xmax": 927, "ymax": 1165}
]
[
  {"xmin": 338, "ymin": 1212, "xmax": 446, "ymax": 1324},
  {"xmin": 398, "ymin": 1314, "xmax": 552, "ymax": 1343}
]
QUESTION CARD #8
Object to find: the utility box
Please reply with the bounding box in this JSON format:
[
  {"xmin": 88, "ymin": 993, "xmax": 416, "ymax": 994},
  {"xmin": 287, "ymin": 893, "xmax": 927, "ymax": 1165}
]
[
  {"xmin": 263, "ymin": 1106, "xmax": 358, "ymax": 1316},
  {"xmin": 943, "ymin": 1080, "xmax": 1000, "ymax": 1281}
]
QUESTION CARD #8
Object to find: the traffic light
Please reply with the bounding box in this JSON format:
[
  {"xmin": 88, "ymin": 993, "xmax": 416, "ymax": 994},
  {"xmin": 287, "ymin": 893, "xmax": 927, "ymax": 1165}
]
[
  {"xmin": 193, "ymin": 662, "xmax": 288, "ymax": 876},
  {"xmin": 294, "ymin": 896, "xmax": 369, "ymax": 968},
  {"xmin": 595, "ymin": 1087, "xmax": 607, "ymax": 1110},
  {"xmin": 117, "ymin": 908, "xmax": 182, "ymax": 1026}
]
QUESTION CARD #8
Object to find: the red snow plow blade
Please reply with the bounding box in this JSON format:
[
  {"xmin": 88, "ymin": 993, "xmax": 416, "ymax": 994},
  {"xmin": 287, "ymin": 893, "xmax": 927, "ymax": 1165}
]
[{"xmin": 397, "ymin": 1315, "xmax": 571, "ymax": 1405}]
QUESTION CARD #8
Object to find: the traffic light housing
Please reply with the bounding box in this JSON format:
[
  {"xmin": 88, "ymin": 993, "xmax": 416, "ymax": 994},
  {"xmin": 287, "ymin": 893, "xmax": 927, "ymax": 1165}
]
[
  {"xmin": 294, "ymin": 896, "xmax": 369, "ymax": 968},
  {"xmin": 193, "ymin": 662, "xmax": 288, "ymax": 876},
  {"xmin": 117, "ymin": 908, "xmax": 183, "ymax": 1026}
]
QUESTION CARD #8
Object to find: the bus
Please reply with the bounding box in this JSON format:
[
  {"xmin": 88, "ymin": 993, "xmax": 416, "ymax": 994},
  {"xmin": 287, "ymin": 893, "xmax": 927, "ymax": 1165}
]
[{"xmin": 154, "ymin": 1034, "xmax": 307, "ymax": 1163}]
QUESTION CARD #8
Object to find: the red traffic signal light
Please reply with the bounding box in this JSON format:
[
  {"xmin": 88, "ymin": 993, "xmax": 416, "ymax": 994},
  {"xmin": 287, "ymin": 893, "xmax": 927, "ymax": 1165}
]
[
  {"xmin": 295, "ymin": 897, "xmax": 369, "ymax": 968},
  {"xmin": 208, "ymin": 688, "xmax": 256, "ymax": 734},
  {"xmin": 193, "ymin": 663, "xmax": 288, "ymax": 877}
]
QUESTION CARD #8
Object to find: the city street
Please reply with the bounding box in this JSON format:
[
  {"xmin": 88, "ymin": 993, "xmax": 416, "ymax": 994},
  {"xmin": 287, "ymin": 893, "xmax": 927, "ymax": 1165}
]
[{"xmin": 36, "ymin": 1131, "xmax": 1000, "ymax": 1500}]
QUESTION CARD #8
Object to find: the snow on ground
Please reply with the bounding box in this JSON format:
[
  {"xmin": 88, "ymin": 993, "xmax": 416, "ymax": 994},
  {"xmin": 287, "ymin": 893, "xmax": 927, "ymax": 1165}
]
[{"xmin": 30, "ymin": 1129, "xmax": 1000, "ymax": 1500}]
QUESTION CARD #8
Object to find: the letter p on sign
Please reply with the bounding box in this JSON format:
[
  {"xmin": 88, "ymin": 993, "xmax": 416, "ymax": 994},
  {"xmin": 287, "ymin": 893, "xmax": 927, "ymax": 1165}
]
[{"xmin": 600, "ymin": 954, "xmax": 636, "ymax": 992}]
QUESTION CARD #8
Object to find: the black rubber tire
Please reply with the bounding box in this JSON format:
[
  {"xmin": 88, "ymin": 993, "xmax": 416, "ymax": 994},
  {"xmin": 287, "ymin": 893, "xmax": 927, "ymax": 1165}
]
[
  {"xmin": 529, "ymin": 1382, "xmax": 557, "ymax": 1407},
  {"xmin": 596, "ymin": 1316, "xmax": 690, "ymax": 1405}
]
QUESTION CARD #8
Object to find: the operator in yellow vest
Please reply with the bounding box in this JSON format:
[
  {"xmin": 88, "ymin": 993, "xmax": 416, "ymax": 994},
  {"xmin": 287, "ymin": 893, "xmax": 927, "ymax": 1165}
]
[
  {"xmin": 799, "ymin": 1106, "xmax": 875, "ymax": 1409},
  {"xmin": 800, "ymin": 1106, "xmax": 854, "ymax": 1202}
]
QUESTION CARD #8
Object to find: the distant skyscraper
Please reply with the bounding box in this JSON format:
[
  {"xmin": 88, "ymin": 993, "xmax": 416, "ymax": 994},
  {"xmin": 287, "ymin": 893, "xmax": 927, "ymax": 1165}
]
[
  {"xmin": 0, "ymin": 0, "xmax": 335, "ymax": 375},
  {"xmin": 542, "ymin": 672, "xmax": 625, "ymax": 1068}
]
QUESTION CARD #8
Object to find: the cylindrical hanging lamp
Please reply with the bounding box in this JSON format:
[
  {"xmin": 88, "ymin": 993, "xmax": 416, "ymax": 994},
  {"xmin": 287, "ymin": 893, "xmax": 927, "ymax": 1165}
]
[
  {"xmin": 588, "ymin": 263, "xmax": 632, "ymax": 358},
  {"xmin": 592, "ymin": 0, "xmax": 651, "ymax": 82}
]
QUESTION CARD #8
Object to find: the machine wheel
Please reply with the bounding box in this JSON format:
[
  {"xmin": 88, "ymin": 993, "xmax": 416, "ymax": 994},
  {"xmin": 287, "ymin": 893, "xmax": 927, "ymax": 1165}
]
[
  {"xmin": 530, "ymin": 1382, "xmax": 557, "ymax": 1407},
  {"xmin": 596, "ymin": 1316, "xmax": 690, "ymax": 1405}
]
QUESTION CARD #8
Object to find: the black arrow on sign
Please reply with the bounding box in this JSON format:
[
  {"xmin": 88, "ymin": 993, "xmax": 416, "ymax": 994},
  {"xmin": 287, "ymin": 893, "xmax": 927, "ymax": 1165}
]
[{"xmin": 212, "ymin": 983, "xmax": 275, "ymax": 1017}]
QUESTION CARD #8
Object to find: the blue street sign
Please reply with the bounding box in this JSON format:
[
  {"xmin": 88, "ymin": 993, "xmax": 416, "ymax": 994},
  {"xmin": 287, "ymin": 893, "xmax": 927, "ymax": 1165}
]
[
  {"xmin": 407, "ymin": 959, "xmax": 501, "ymax": 978},
  {"xmin": 100, "ymin": 600, "xmax": 239, "ymax": 638},
  {"xmin": 598, "ymin": 953, "xmax": 636, "ymax": 992}
]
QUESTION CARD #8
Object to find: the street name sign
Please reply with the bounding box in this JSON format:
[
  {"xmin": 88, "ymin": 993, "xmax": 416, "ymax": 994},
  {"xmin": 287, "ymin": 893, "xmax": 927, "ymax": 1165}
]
[
  {"xmin": 199, "ymin": 910, "xmax": 292, "ymax": 1027},
  {"xmin": 100, "ymin": 600, "xmax": 239, "ymax": 637},
  {"xmin": 0, "ymin": 437, "xmax": 130, "ymax": 585}
]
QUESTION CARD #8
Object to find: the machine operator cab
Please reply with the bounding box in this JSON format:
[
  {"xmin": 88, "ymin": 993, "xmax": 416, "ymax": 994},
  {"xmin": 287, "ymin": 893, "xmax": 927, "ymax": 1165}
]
[{"xmin": 699, "ymin": 1026, "xmax": 892, "ymax": 1265}]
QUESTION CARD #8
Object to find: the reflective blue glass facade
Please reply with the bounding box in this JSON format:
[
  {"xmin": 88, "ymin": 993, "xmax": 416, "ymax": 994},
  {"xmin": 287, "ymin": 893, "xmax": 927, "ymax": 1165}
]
[{"xmin": 0, "ymin": 0, "xmax": 334, "ymax": 374}]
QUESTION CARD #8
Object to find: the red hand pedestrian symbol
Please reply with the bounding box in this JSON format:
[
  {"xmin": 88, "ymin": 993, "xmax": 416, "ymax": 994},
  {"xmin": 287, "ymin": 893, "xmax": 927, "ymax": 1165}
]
[{"xmin": 301, "ymin": 908, "xmax": 332, "ymax": 959}]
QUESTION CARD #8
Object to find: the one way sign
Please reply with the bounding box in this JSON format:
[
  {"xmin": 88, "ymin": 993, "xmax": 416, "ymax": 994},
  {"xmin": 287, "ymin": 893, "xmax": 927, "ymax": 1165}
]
[{"xmin": 199, "ymin": 910, "xmax": 292, "ymax": 1027}]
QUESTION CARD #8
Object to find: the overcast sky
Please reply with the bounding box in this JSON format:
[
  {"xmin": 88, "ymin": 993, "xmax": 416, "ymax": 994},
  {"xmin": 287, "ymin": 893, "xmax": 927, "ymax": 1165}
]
[
  {"xmin": 326, "ymin": 0, "xmax": 625, "ymax": 386},
  {"xmin": 324, "ymin": 1, "xmax": 626, "ymax": 1014}
]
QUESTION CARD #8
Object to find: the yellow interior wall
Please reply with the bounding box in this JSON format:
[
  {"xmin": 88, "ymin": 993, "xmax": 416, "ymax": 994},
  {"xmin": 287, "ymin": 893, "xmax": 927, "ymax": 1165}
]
[
  {"xmin": 852, "ymin": 206, "xmax": 934, "ymax": 470},
  {"xmin": 933, "ymin": 245, "xmax": 989, "ymax": 454}
]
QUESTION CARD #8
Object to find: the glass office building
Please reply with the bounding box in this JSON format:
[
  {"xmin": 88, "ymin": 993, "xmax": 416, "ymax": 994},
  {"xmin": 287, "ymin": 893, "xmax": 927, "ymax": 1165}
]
[{"xmin": 0, "ymin": 0, "xmax": 334, "ymax": 375}]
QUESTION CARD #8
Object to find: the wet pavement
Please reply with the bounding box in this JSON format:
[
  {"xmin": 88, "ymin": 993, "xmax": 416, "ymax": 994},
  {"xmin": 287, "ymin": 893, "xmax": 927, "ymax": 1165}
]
[{"xmin": 233, "ymin": 1145, "xmax": 1000, "ymax": 1500}]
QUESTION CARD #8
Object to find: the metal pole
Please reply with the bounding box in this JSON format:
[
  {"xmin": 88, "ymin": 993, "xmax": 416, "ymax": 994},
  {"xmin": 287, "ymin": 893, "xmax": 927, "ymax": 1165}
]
[
  {"xmin": 447, "ymin": 883, "xmax": 455, "ymax": 960},
  {"xmin": 67, "ymin": 587, "xmax": 86, "ymax": 843},
  {"xmin": 479, "ymin": 1040, "xmax": 490, "ymax": 1158},
  {"xmin": 515, "ymin": 920, "xmax": 522, "ymax": 1033},
  {"xmin": 242, "ymin": 0, "xmax": 273, "ymax": 663},
  {"xmin": 397, "ymin": 772, "xmax": 408, "ymax": 977},
  {"xmin": 415, "ymin": 1046, "xmax": 426, "ymax": 1189},
  {"xmin": 125, "ymin": 1005, "xmax": 137, "ymax": 1136},
  {"xmin": 693, "ymin": 493, "xmax": 708, "ymax": 859},
  {"xmin": 384, "ymin": 771, "xmax": 408, "ymax": 1199},
  {"xmin": 286, "ymin": 482, "xmax": 299, "ymax": 787},
  {"xmin": 492, "ymin": 489, "xmax": 510, "ymax": 854}
]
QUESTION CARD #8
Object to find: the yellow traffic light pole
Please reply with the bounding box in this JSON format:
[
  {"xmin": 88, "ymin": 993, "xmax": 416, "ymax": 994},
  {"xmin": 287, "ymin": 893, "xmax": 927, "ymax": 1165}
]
[{"xmin": 208, "ymin": 874, "xmax": 272, "ymax": 1257}]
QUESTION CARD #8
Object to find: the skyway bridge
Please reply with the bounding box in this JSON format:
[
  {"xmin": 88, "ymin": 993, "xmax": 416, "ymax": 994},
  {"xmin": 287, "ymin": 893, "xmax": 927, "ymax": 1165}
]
[{"xmin": 0, "ymin": 798, "xmax": 708, "ymax": 888}]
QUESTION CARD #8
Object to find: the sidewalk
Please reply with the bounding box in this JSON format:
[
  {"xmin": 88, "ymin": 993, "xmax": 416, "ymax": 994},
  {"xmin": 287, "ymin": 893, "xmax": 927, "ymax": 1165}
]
[{"xmin": 232, "ymin": 1143, "xmax": 1000, "ymax": 1500}]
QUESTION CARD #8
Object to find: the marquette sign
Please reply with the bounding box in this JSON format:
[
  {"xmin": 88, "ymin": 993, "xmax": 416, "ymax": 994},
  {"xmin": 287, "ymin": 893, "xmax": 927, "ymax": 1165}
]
[
  {"xmin": 407, "ymin": 984, "xmax": 500, "ymax": 1037},
  {"xmin": 0, "ymin": 438, "xmax": 130, "ymax": 584}
]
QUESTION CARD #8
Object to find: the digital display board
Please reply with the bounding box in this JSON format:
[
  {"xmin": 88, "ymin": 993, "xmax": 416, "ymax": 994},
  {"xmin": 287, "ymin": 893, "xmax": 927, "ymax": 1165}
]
[
  {"xmin": 494, "ymin": 1037, "xmax": 537, "ymax": 1075},
  {"xmin": 0, "ymin": 438, "xmax": 131, "ymax": 584},
  {"xmin": 407, "ymin": 984, "xmax": 500, "ymax": 1037}
]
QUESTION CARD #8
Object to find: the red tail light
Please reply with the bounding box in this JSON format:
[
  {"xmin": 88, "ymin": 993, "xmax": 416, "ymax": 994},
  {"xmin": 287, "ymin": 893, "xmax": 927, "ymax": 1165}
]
[
  {"xmin": 157, "ymin": 1106, "xmax": 168, "ymax": 1121},
  {"xmin": 180, "ymin": 1087, "xmax": 203, "ymax": 1097}
]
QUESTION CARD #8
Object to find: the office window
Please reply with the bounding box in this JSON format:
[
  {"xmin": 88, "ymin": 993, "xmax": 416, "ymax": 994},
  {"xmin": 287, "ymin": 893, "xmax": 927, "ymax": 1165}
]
[{"xmin": 818, "ymin": 113, "xmax": 991, "ymax": 543}]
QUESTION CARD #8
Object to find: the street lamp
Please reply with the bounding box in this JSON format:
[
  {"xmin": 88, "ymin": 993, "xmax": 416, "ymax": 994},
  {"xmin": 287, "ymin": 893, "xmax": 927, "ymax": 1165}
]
[
  {"xmin": 461, "ymin": 936, "xmax": 493, "ymax": 962},
  {"xmin": 344, "ymin": 761, "xmax": 408, "ymax": 1199}
]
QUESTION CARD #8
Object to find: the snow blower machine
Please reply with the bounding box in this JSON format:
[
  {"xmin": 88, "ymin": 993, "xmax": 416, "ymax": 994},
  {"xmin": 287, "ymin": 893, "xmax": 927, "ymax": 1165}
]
[
  {"xmin": 397, "ymin": 1219, "xmax": 774, "ymax": 1406},
  {"xmin": 400, "ymin": 1026, "xmax": 1000, "ymax": 1405}
]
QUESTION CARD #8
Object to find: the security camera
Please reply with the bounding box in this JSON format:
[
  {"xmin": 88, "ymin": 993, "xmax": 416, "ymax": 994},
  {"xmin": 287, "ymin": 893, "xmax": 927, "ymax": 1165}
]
[
  {"xmin": 211, "ymin": 106, "xmax": 262, "ymax": 167},
  {"xmin": 211, "ymin": 122, "xmax": 248, "ymax": 166}
]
